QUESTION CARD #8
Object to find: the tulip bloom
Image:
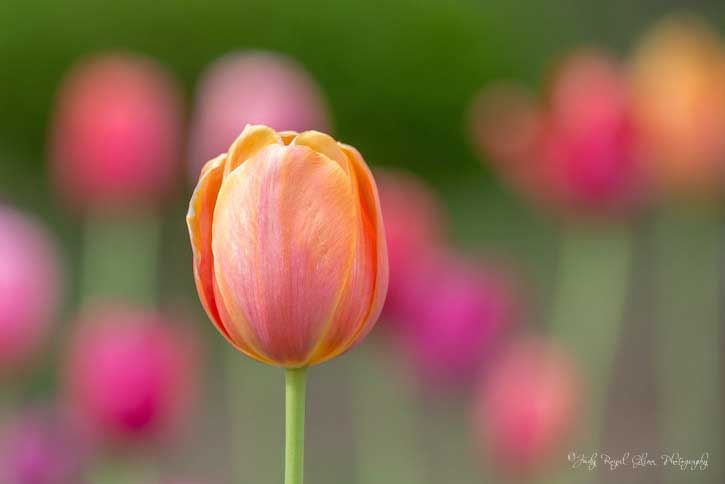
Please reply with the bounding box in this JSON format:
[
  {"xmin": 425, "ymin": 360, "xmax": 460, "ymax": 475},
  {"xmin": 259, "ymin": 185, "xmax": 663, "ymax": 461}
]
[
  {"xmin": 189, "ymin": 52, "xmax": 330, "ymax": 177},
  {"xmin": 0, "ymin": 408, "xmax": 85, "ymax": 484},
  {"xmin": 50, "ymin": 53, "xmax": 183, "ymax": 210},
  {"xmin": 473, "ymin": 337, "xmax": 580, "ymax": 474},
  {"xmin": 469, "ymin": 82, "xmax": 542, "ymax": 188},
  {"xmin": 631, "ymin": 15, "xmax": 725, "ymax": 196},
  {"xmin": 64, "ymin": 307, "xmax": 198, "ymax": 444},
  {"xmin": 188, "ymin": 125, "xmax": 388, "ymax": 368},
  {"xmin": 395, "ymin": 252, "xmax": 516, "ymax": 387},
  {"xmin": 470, "ymin": 51, "xmax": 643, "ymax": 218},
  {"xmin": 0, "ymin": 206, "xmax": 61, "ymax": 374},
  {"xmin": 544, "ymin": 52, "xmax": 642, "ymax": 212}
]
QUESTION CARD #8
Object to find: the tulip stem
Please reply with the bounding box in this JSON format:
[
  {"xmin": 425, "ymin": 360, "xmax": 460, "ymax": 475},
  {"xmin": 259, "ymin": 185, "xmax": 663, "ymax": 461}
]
[
  {"xmin": 550, "ymin": 225, "xmax": 634, "ymax": 446},
  {"xmin": 285, "ymin": 367, "xmax": 307, "ymax": 484},
  {"xmin": 653, "ymin": 208, "xmax": 721, "ymax": 484}
]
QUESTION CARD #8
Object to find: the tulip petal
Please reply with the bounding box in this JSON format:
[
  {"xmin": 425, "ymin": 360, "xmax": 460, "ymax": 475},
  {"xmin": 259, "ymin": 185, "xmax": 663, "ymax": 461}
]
[
  {"xmin": 224, "ymin": 124, "xmax": 282, "ymax": 177},
  {"xmin": 292, "ymin": 130, "xmax": 349, "ymax": 173},
  {"xmin": 212, "ymin": 144, "xmax": 357, "ymax": 366},
  {"xmin": 187, "ymin": 154, "xmax": 273, "ymax": 363},
  {"xmin": 306, "ymin": 144, "xmax": 389, "ymax": 364}
]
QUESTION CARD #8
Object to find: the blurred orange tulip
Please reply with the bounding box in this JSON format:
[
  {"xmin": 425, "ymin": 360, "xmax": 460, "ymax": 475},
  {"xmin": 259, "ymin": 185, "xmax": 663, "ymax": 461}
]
[
  {"xmin": 631, "ymin": 15, "xmax": 725, "ymax": 196},
  {"xmin": 187, "ymin": 125, "xmax": 388, "ymax": 368}
]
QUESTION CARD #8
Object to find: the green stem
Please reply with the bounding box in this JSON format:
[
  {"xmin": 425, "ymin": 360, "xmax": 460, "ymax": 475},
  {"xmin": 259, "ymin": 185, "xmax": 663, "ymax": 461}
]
[
  {"xmin": 654, "ymin": 208, "xmax": 721, "ymax": 484},
  {"xmin": 354, "ymin": 346, "xmax": 425, "ymax": 484},
  {"xmin": 285, "ymin": 368, "xmax": 307, "ymax": 484},
  {"xmin": 543, "ymin": 224, "xmax": 634, "ymax": 484},
  {"xmin": 550, "ymin": 225, "xmax": 633, "ymax": 443}
]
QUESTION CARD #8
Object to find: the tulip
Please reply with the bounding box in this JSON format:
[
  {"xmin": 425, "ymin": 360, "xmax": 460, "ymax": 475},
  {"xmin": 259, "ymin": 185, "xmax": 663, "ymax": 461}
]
[
  {"xmin": 631, "ymin": 15, "xmax": 725, "ymax": 197},
  {"xmin": 542, "ymin": 51, "xmax": 642, "ymax": 215},
  {"xmin": 0, "ymin": 408, "xmax": 85, "ymax": 484},
  {"xmin": 470, "ymin": 51, "xmax": 643, "ymax": 218},
  {"xmin": 473, "ymin": 337, "xmax": 580, "ymax": 475},
  {"xmin": 50, "ymin": 53, "xmax": 183, "ymax": 210},
  {"xmin": 189, "ymin": 52, "xmax": 330, "ymax": 177},
  {"xmin": 469, "ymin": 82, "xmax": 542, "ymax": 186},
  {"xmin": 188, "ymin": 124, "xmax": 387, "ymax": 367},
  {"xmin": 0, "ymin": 206, "xmax": 61, "ymax": 375},
  {"xmin": 376, "ymin": 170, "xmax": 446, "ymax": 324},
  {"xmin": 187, "ymin": 125, "xmax": 388, "ymax": 484},
  {"xmin": 393, "ymin": 251, "xmax": 515, "ymax": 387},
  {"xmin": 63, "ymin": 306, "xmax": 198, "ymax": 445}
]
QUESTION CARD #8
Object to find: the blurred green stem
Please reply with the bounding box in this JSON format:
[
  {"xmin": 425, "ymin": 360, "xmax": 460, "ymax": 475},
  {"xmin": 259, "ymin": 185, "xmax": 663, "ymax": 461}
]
[
  {"xmin": 654, "ymin": 208, "xmax": 721, "ymax": 484},
  {"xmin": 354, "ymin": 346, "xmax": 425, "ymax": 484},
  {"xmin": 88, "ymin": 454, "xmax": 160, "ymax": 484},
  {"xmin": 550, "ymin": 225, "xmax": 634, "ymax": 451},
  {"xmin": 81, "ymin": 212, "xmax": 160, "ymax": 306},
  {"xmin": 285, "ymin": 368, "xmax": 307, "ymax": 484}
]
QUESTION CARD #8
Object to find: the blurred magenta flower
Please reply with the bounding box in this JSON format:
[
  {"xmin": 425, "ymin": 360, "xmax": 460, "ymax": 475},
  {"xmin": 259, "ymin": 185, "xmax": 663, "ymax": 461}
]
[
  {"xmin": 473, "ymin": 336, "xmax": 580, "ymax": 474},
  {"xmin": 542, "ymin": 50, "xmax": 643, "ymax": 215},
  {"xmin": 376, "ymin": 169, "xmax": 447, "ymax": 324},
  {"xmin": 470, "ymin": 50, "xmax": 644, "ymax": 218},
  {"xmin": 188, "ymin": 51, "xmax": 330, "ymax": 177},
  {"xmin": 50, "ymin": 53, "xmax": 183, "ymax": 210},
  {"xmin": 394, "ymin": 251, "xmax": 516, "ymax": 386},
  {"xmin": 631, "ymin": 15, "xmax": 725, "ymax": 197},
  {"xmin": 63, "ymin": 306, "xmax": 198, "ymax": 445},
  {"xmin": 0, "ymin": 408, "xmax": 85, "ymax": 484},
  {"xmin": 0, "ymin": 206, "xmax": 61, "ymax": 375}
]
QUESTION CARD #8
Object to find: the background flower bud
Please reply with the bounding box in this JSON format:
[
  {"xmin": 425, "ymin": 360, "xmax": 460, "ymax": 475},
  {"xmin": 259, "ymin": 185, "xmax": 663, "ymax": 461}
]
[
  {"xmin": 63, "ymin": 306, "xmax": 198, "ymax": 445},
  {"xmin": 470, "ymin": 51, "xmax": 644, "ymax": 218},
  {"xmin": 394, "ymin": 251, "xmax": 516, "ymax": 387},
  {"xmin": 50, "ymin": 53, "xmax": 183, "ymax": 210},
  {"xmin": 0, "ymin": 408, "xmax": 86, "ymax": 484},
  {"xmin": 469, "ymin": 82, "xmax": 542, "ymax": 175},
  {"xmin": 188, "ymin": 125, "xmax": 388, "ymax": 368},
  {"xmin": 188, "ymin": 52, "xmax": 330, "ymax": 177},
  {"xmin": 631, "ymin": 15, "xmax": 725, "ymax": 197},
  {"xmin": 473, "ymin": 336, "xmax": 581, "ymax": 474},
  {"xmin": 0, "ymin": 205, "xmax": 61, "ymax": 375},
  {"xmin": 541, "ymin": 50, "xmax": 643, "ymax": 216}
]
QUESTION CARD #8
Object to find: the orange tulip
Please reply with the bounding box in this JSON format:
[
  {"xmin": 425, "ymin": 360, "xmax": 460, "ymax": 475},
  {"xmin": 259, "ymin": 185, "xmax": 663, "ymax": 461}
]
[
  {"xmin": 187, "ymin": 125, "xmax": 388, "ymax": 368},
  {"xmin": 631, "ymin": 15, "xmax": 725, "ymax": 196}
]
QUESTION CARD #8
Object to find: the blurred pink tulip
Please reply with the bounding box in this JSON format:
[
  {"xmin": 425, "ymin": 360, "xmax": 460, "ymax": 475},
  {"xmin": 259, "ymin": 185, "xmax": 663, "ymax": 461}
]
[
  {"xmin": 470, "ymin": 51, "xmax": 644, "ymax": 218},
  {"xmin": 395, "ymin": 252, "xmax": 516, "ymax": 386},
  {"xmin": 473, "ymin": 336, "xmax": 580, "ymax": 474},
  {"xmin": 376, "ymin": 169, "xmax": 447, "ymax": 324},
  {"xmin": 0, "ymin": 206, "xmax": 61, "ymax": 375},
  {"xmin": 63, "ymin": 306, "xmax": 198, "ymax": 445},
  {"xmin": 189, "ymin": 52, "xmax": 330, "ymax": 177},
  {"xmin": 0, "ymin": 408, "xmax": 85, "ymax": 484},
  {"xmin": 542, "ymin": 51, "xmax": 643, "ymax": 215},
  {"xmin": 50, "ymin": 53, "xmax": 183, "ymax": 210}
]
